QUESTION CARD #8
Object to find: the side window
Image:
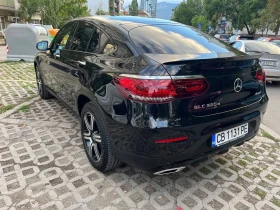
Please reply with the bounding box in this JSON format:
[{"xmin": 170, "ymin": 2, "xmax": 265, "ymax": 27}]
[
  {"xmin": 52, "ymin": 22, "xmax": 77, "ymax": 53},
  {"xmin": 67, "ymin": 22, "xmax": 95, "ymax": 52},
  {"xmin": 98, "ymin": 32, "xmax": 133, "ymax": 58},
  {"xmin": 87, "ymin": 28, "xmax": 100, "ymax": 53},
  {"xmin": 232, "ymin": 42, "xmax": 242, "ymax": 50}
]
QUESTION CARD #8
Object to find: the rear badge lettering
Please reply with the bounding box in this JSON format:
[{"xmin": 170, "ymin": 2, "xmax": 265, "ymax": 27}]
[{"xmin": 194, "ymin": 102, "xmax": 221, "ymax": 110}]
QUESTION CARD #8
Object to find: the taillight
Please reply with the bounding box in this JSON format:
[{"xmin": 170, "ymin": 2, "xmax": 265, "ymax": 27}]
[
  {"xmin": 237, "ymin": 37, "xmax": 240, "ymax": 40},
  {"xmin": 114, "ymin": 75, "xmax": 209, "ymax": 103},
  {"xmin": 256, "ymin": 68, "xmax": 266, "ymax": 83}
]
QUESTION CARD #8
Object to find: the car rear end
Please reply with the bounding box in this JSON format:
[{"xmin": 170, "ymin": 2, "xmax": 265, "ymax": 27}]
[
  {"xmin": 244, "ymin": 41, "xmax": 280, "ymax": 82},
  {"xmin": 109, "ymin": 24, "xmax": 268, "ymax": 174}
]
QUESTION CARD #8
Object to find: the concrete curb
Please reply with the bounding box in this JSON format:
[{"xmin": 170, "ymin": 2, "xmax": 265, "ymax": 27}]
[
  {"xmin": 0, "ymin": 96, "xmax": 40, "ymax": 120},
  {"xmin": 260, "ymin": 123, "xmax": 280, "ymax": 140}
]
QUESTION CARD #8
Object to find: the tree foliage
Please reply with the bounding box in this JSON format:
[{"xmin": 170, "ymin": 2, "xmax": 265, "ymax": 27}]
[
  {"xmin": 129, "ymin": 0, "xmax": 138, "ymax": 16},
  {"xmin": 191, "ymin": 15, "xmax": 208, "ymax": 32},
  {"xmin": 172, "ymin": 0, "xmax": 275, "ymax": 35},
  {"xmin": 95, "ymin": 9, "xmax": 109, "ymax": 15},
  {"xmin": 18, "ymin": 0, "xmax": 90, "ymax": 28},
  {"xmin": 172, "ymin": 0, "xmax": 203, "ymax": 26},
  {"xmin": 18, "ymin": 0, "xmax": 40, "ymax": 22}
]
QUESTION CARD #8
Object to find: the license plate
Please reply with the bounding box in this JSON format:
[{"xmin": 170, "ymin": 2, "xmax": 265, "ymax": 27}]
[
  {"xmin": 212, "ymin": 123, "xmax": 248, "ymax": 147},
  {"xmin": 260, "ymin": 60, "xmax": 277, "ymax": 66}
]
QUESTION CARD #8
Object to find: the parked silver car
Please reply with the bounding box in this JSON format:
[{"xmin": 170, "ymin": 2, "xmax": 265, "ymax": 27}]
[{"xmin": 231, "ymin": 40, "xmax": 280, "ymax": 82}]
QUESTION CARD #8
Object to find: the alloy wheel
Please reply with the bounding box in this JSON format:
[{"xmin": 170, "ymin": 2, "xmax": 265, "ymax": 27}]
[{"xmin": 83, "ymin": 112, "xmax": 102, "ymax": 162}]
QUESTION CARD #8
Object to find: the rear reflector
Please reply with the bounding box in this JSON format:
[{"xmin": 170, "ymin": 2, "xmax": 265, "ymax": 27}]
[
  {"xmin": 155, "ymin": 136, "xmax": 188, "ymax": 144},
  {"xmin": 114, "ymin": 75, "xmax": 209, "ymax": 103},
  {"xmin": 256, "ymin": 68, "xmax": 266, "ymax": 83}
]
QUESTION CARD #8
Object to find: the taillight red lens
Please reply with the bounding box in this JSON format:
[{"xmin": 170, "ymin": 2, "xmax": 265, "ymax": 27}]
[
  {"xmin": 114, "ymin": 75, "xmax": 209, "ymax": 103},
  {"xmin": 173, "ymin": 79, "xmax": 209, "ymax": 97},
  {"xmin": 256, "ymin": 68, "xmax": 266, "ymax": 83},
  {"xmin": 237, "ymin": 37, "xmax": 240, "ymax": 40}
]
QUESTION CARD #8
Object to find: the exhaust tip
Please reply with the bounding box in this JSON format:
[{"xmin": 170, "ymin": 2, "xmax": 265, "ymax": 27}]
[{"xmin": 154, "ymin": 166, "xmax": 185, "ymax": 175}]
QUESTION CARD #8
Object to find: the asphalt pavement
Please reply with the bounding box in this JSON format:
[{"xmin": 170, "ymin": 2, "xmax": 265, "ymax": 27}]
[{"xmin": 263, "ymin": 83, "xmax": 280, "ymax": 135}]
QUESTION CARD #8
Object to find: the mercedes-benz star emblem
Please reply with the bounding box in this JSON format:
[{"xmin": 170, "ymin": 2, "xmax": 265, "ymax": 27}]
[{"xmin": 234, "ymin": 78, "xmax": 242, "ymax": 92}]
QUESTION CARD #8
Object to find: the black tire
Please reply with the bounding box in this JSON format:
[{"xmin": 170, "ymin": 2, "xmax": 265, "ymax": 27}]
[
  {"xmin": 35, "ymin": 64, "xmax": 53, "ymax": 99},
  {"xmin": 81, "ymin": 101, "xmax": 122, "ymax": 172}
]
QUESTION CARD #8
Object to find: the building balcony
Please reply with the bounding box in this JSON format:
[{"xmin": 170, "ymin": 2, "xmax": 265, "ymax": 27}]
[{"xmin": 0, "ymin": 0, "xmax": 15, "ymax": 11}]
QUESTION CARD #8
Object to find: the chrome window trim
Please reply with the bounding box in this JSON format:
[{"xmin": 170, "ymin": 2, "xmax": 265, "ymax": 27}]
[{"xmin": 118, "ymin": 74, "xmax": 204, "ymax": 80}]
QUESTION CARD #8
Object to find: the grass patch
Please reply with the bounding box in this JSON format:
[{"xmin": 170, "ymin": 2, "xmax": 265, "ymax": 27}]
[
  {"xmin": 199, "ymin": 167, "xmax": 212, "ymax": 175},
  {"xmin": 17, "ymin": 105, "xmax": 29, "ymax": 113},
  {"xmin": 251, "ymin": 167, "xmax": 262, "ymax": 174},
  {"xmin": 0, "ymin": 104, "xmax": 16, "ymax": 114},
  {"xmin": 265, "ymin": 174, "xmax": 277, "ymax": 182},
  {"xmin": 0, "ymin": 60, "xmax": 26, "ymax": 64},
  {"xmin": 238, "ymin": 160, "xmax": 247, "ymax": 167},
  {"xmin": 215, "ymin": 158, "xmax": 227, "ymax": 165},
  {"xmin": 254, "ymin": 187, "xmax": 266, "ymax": 200},
  {"xmin": 271, "ymin": 197, "xmax": 280, "ymax": 207},
  {"xmin": 272, "ymin": 169, "xmax": 280, "ymax": 176},
  {"xmin": 262, "ymin": 130, "xmax": 276, "ymax": 140},
  {"xmin": 244, "ymin": 172, "xmax": 257, "ymax": 179}
]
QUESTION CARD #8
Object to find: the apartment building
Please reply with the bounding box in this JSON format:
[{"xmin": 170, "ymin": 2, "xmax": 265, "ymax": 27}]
[
  {"xmin": 93, "ymin": 0, "xmax": 124, "ymax": 15},
  {"xmin": 140, "ymin": 0, "xmax": 157, "ymax": 18}
]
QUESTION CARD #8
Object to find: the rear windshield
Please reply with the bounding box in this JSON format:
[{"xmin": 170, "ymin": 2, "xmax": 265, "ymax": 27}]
[
  {"xmin": 220, "ymin": 35, "xmax": 229, "ymax": 39},
  {"xmin": 245, "ymin": 42, "xmax": 280, "ymax": 54},
  {"xmin": 240, "ymin": 36, "xmax": 254, "ymax": 40},
  {"xmin": 129, "ymin": 25, "xmax": 231, "ymax": 54},
  {"xmin": 271, "ymin": 40, "xmax": 280, "ymax": 45}
]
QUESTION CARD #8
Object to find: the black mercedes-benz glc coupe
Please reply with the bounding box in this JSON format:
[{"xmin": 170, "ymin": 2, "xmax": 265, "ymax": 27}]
[{"xmin": 35, "ymin": 16, "xmax": 268, "ymax": 175}]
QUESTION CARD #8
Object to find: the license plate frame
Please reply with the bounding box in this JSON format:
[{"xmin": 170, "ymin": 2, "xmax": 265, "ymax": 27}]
[{"xmin": 211, "ymin": 123, "xmax": 248, "ymax": 147}]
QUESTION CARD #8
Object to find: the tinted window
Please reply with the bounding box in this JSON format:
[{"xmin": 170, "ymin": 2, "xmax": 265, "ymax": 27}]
[
  {"xmin": 220, "ymin": 35, "xmax": 229, "ymax": 39},
  {"xmin": 52, "ymin": 22, "xmax": 77, "ymax": 53},
  {"xmin": 87, "ymin": 28, "xmax": 100, "ymax": 53},
  {"xmin": 229, "ymin": 35, "xmax": 237, "ymax": 42},
  {"xmin": 129, "ymin": 25, "xmax": 230, "ymax": 54},
  {"xmin": 232, "ymin": 42, "xmax": 242, "ymax": 50},
  {"xmin": 245, "ymin": 42, "xmax": 280, "ymax": 54},
  {"xmin": 240, "ymin": 36, "xmax": 254, "ymax": 40},
  {"xmin": 67, "ymin": 22, "xmax": 95, "ymax": 51},
  {"xmin": 271, "ymin": 40, "xmax": 280, "ymax": 46}
]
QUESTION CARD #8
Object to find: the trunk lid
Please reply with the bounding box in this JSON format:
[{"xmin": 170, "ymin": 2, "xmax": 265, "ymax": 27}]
[{"xmin": 144, "ymin": 53, "xmax": 263, "ymax": 116}]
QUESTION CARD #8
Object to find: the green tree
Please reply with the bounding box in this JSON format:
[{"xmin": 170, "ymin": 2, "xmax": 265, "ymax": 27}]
[
  {"xmin": 172, "ymin": 0, "xmax": 203, "ymax": 26},
  {"xmin": 191, "ymin": 15, "xmax": 208, "ymax": 32},
  {"xmin": 129, "ymin": 0, "xmax": 138, "ymax": 16},
  {"xmin": 18, "ymin": 0, "xmax": 40, "ymax": 22},
  {"xmin": 41, "ymin": 0, "xmax": 90, "ymax": 28},
  {"xmin": 95, "ymin": 9, "xmax": 109, "ymax": 15},
  {"xmin": 204, "ymin": 0, "xmax": 266, "ymax": 35},
  {"xmin": 267, "ymin": 0, "xmax": 280, "ymax": 37}
]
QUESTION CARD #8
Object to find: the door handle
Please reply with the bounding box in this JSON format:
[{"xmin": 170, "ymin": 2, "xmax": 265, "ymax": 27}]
[{"xmin": 77, "ymin": 61, "xmax": 86, "ymax": 66}]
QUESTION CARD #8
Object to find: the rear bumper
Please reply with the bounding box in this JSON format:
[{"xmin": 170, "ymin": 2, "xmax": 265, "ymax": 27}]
[
  {"xmin": 264, "ymin": 69, "xmax": 280, "ymax": 81},
  {"xmin": 106, "ymin": 100, "xmax": 268, "ymax": 171}
]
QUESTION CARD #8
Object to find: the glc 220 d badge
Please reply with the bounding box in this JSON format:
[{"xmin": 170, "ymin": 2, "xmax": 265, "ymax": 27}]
[{"xmin": 194, "ymin": 102, "xmax": 221, "ymax": 110}]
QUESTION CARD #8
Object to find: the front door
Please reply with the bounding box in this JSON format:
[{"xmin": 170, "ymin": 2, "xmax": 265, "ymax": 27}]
[
  {"xmin": 41, "ymin": 22, "xmax": 78, "ymax": 95},
  {"xmin": 57, "ymin": 21, "xmax": 100, "ymax": 110}
]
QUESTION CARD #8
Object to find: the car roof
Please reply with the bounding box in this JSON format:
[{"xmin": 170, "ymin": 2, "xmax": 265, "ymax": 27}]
[{"xmin": 75, "ymin": 16, "xmax": 181, "ymax": 30}]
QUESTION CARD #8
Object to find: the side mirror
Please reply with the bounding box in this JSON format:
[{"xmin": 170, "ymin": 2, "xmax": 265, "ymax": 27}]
[{"xmin": 36, "ymin": 41, "xmax": 49, "ymax": 51}]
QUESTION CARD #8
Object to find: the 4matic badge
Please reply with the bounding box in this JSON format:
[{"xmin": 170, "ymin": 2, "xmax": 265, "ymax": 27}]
[{"xmin": 194, "ymin": 102, "xmax": 221, "ymax": 110}]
